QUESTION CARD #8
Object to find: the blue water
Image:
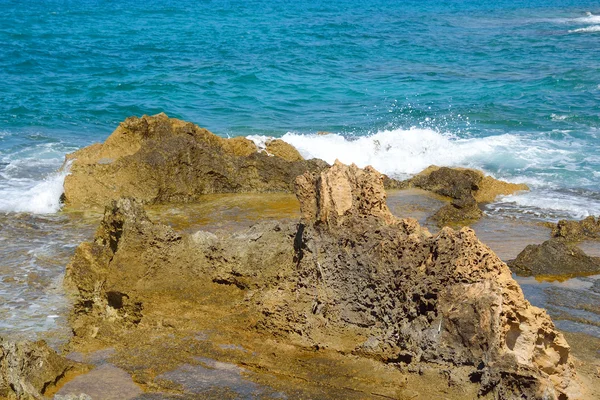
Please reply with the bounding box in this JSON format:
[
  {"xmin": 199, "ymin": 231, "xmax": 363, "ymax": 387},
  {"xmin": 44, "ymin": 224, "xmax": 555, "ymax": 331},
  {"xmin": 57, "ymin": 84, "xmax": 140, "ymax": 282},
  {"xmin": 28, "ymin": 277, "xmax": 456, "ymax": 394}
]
[{"xmin": 1, "ymin": 0, "xmax": 600, "ymax": 218}]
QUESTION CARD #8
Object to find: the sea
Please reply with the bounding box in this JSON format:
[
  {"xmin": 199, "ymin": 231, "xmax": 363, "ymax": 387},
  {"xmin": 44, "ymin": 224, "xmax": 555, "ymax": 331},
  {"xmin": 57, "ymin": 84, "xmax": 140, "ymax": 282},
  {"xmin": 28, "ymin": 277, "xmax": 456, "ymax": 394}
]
[{"xmin": 1, "ymin": 0, "xmax": 600, "ymax": 341}]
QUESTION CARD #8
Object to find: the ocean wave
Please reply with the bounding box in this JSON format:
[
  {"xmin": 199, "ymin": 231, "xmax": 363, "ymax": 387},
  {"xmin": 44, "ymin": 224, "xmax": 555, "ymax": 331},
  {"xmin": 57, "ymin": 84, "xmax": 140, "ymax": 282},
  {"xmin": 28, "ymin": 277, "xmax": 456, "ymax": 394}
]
[
  {"xmin": 488, "ymin": 188, "xmax": 600, "ymax": 221},
  {"xmin": 249, "ymin": 128, "xmax": 600, "ymax": 221},
  {"xmin": 250, "ymin": 128, "xmax": 579, "ymax": 180},
  {"xmin": 576, "ymin": 11, "xmax": 600, "ymax": 24},
  {"xmin": 0, "ymin": 161, "xmax": 71, "ymax": 214}
]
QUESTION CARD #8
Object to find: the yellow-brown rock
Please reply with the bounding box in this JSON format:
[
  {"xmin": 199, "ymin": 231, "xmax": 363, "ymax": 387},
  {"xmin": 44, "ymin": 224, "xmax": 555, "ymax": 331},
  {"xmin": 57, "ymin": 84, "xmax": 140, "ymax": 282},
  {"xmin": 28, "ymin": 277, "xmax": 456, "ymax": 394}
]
[
  {"xmin": 65, "ymin": 162, "xmax": 582, "ymax": 399},
  {"xmin": 408, "ymin": 166, "xmax": 528, "ymax": 227},
  {"xmin": 265, "ymin": 139, "xmax": 304, "ymax": 162},
  {"xmin": 62, "ymin": 113, "xmax": 325, "ymax": 209}
]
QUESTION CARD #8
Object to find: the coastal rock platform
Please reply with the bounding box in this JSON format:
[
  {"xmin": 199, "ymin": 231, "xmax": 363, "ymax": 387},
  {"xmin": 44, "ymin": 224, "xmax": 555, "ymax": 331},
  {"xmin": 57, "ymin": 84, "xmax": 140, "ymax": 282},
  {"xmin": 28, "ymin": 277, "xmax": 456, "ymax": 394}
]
[{"xmin": 62, "ymin": 161, "xmax": 584, "ymax": 399}]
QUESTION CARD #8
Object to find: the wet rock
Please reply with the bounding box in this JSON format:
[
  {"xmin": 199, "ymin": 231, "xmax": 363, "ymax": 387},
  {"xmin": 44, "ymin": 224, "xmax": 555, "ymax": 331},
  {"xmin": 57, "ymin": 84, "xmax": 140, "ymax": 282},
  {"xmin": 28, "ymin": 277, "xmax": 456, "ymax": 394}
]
[
  {"xmin": 552, "ymin": 216, "xmax": 600, "ymax": 242},
  {"xmin": 591, "ymin": 279, "xmax": 600, "ymax": 294},
  {"xmin": 264, "ymin": 139, "xmax": 303, "ymax": 162},
  {"xmin": 62, "ymin": 113, "xmax": 327, "ymax": 209},
  {"xmin": 65, "ymin": 162, "xmax": 580, "ymax": 399},
  {"xmin": 407, "ymin": 166, "xmax": 528, "ymax": 227},
  {"xmin": 430, "ymin": 196, "xmax": 483, "ymax": 227},
  {"xmin": 509, "ymin": 239, "xmax": 600, "ymax": 277},
  {"xmin": 0, "ymin": 337, "xmax": 80, "ymax": 399}
]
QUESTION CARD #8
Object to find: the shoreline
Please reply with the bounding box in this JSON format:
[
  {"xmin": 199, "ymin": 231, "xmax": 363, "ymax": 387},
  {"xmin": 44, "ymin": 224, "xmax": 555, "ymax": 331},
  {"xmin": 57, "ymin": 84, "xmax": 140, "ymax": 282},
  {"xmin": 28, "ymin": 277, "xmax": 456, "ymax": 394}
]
[{"xmin": 1, "ymin": 115, "xmax": 599, "ymax": 399}]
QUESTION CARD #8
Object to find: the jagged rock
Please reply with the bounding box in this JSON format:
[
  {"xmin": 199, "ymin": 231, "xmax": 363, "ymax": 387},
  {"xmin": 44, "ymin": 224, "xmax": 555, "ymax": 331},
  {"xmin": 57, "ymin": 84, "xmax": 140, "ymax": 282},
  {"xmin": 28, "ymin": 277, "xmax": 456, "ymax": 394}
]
[
  {"xmin": 408, "ymin": 166, "xmax": 528, "ymax": 227},
  {"xmin": 509, "ymin": 239, "xmax": 600, "ymax": 277},
  {"xmin": 65, "ymin": 163, "xmax": 581, "ymax": 399},
  {"xmin": 295, "ymin": 160, "xmax": 396, "ymax": 226},
  {"xmin": 62, "ymin": 113, "xmax": 327, "ymax": 208},
  {"xmin": 551, "ymin": 216, "xmax": 600, "ymax": 242},
  {"xmin": 0, "ymin": 338, "xmax": 80, "ymax": 399}
]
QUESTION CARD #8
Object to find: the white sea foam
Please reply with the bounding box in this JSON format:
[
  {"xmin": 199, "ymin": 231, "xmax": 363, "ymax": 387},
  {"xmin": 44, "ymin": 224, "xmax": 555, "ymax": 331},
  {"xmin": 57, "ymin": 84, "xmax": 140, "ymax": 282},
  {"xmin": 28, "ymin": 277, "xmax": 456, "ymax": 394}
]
[
  {"xmin": 489, "ymin": 189, "xmax": 600, "ymax": 221},
  {"xmin": 569, "ymin": 25, "xmax": 600, "ymax": 33},
  {"xmin": 0, "ymin": 161, "xmax": 71, "ymax": 214},
  {"xmin": 253, "ymin": 128, "xmax": 570, "ymax": 178},
  {"xmin": 249, "ymin": 128, "xmax": 600, "ymax": 220},
  {"xmin": 577, "ymin": 12, "xmax": 600, "ymax": 24},
  {"xmin": 550, "ymin": 113, "xmax": 569, "ymax": 121}
]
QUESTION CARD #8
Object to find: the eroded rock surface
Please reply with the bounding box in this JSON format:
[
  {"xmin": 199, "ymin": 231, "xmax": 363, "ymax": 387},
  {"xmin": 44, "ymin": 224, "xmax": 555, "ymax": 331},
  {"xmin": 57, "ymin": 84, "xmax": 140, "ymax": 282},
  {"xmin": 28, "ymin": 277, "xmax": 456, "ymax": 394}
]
[
  {"xmin": 509, "ymin": 239, "xmax": 600, "ymax": 277},
  {"xmin": 65, "ymin": 162, "xmax": 580, "ymax": 399},
  {"xmin": 407, "ymin": 166, "xmax": 528, "ymax": 227},
  {"xmin": 0, "ymin": 338, "xmax": 80, "ymax": 399},
  {"xmin": 62, "ymin": 113, "xmax": 327, "ymax": 209},
  {"xmin": 551, "ymin": 216, "xmax": 600, "ymax": 242}
]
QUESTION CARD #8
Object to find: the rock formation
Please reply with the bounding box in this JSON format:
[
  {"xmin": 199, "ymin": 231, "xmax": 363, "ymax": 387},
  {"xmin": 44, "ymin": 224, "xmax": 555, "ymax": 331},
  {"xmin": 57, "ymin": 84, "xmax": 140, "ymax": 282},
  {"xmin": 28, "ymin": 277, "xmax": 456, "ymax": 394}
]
[
  {"xmin": 509, "ymin": 239, "xmax": 600, "ymax": 277},
  {"xmin": 65, "ymin": 161, "xmax": 580, "ymax": 399},
  {"xmin": 407, "ymin": 166, "xmax": 528, "ymax": 227},
  {"xmin": 551, "ymin": 216, "xmax": 600, "ymax": 242},
  {"xmin": 62, "ymin": 113, "xmax": 326, "ymax": 208},
  {"xmin": 263, "ymin": 139, "xmax": 304, "ymax": 162},
  {"xmin": 0, "ymin": 337, "xmax": 81, "ymax": 399}
]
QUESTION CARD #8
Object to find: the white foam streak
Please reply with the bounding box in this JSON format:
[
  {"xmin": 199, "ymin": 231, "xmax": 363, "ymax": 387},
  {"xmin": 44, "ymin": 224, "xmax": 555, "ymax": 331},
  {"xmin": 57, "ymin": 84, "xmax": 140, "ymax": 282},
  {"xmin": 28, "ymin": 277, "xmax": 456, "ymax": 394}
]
[
  {"xmin": 569, "ymin": 25, "xmax": 600, "ymax": 33},
  {"xmin": 0, "ymin": 161, "xmax": 71, "ymax": 214},
  {"xmin": 578, "ymin": 12, "xmax": 600, "ymax": 24},
  {"xmin": 492, "ymin": 190, "xmax": 600, "ymax": 221}
]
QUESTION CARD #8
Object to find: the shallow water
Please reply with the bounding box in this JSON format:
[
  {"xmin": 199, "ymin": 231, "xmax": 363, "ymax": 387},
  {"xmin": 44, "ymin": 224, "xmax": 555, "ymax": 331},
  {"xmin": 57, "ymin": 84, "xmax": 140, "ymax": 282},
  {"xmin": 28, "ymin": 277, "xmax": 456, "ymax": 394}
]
[{"xmin": 0, "ymin": 212, "xmax": 96, "ymax": 346}]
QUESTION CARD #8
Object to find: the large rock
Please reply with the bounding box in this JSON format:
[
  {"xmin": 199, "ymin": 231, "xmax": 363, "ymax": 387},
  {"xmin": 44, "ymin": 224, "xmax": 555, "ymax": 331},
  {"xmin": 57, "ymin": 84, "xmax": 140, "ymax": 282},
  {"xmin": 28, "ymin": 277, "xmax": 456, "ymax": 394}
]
[
  {"xmin": 408, "ymin": 166, "xmax": 528, "ymax": 227},
  {"xmin": 509, "ymin": 239, "xmax": 600, "ymax": 277},
  {"xmin": 65, "ymin": 163, "xmax": 581, "ymax": 399},
  {"xmin": 0, "ymin": 338, "xmax": 80, "ymax": 399},
  {"xmin": 62, "ymin": 113, "xmax": 327, "ymax": 208}
]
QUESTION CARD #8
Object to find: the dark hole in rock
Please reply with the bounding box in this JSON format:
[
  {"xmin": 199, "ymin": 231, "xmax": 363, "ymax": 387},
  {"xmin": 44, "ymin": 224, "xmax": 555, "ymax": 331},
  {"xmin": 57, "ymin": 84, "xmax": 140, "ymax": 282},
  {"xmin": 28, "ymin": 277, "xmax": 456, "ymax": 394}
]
[
  {"xmin": 470, "ymin": 371, "xmax": 483, "ymax": 383},
  {"xmin": 107, "ymin": 291, "xmax": 128, "ymax": 309}
]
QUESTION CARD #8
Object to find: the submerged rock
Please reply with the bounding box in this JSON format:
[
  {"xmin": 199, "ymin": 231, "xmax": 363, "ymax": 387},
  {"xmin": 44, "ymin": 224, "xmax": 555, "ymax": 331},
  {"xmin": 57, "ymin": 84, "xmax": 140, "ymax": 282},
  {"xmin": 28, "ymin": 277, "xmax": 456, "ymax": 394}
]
[
  {"xmin": 65, "ymin": 162, "xmax": 580, "ymax": 399},
  {"xmin": 0, "ymin": 337, "xmax": 81, "ymax": 399},
  {"xmin": 62, "ymin": 113, "xmax": 327, "ymax": 209},
  {"xmin": 551, "ymin": 216, "xmax": 600, "ymax": 242},
  {"xmin": 509, "ymin": 239, "xmax": 600, "ymax": 277},
  {"xmin": 408, "ymin": 166, "xmax": 528, "ymax": 227}
]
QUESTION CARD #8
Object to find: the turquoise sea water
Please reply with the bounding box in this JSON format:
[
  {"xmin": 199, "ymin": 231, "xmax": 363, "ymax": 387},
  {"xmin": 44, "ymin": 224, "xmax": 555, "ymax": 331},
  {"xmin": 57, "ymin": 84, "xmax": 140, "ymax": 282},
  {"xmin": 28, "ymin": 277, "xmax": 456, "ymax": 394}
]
[{"xmin": 1, "ymin": 0, "xmax": 600, "ymax": 218}]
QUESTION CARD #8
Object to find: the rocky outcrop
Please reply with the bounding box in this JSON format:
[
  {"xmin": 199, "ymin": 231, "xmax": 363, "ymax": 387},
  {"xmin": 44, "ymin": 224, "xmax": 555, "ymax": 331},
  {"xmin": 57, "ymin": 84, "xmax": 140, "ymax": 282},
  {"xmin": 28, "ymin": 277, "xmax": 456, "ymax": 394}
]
[
  {"xmin": 263, "ymin": 139, "xmax": 303, "ymax": 162},
  {"xmin": 509, "ymin": 239, "xmax": 600, "ymax": 277},
  {"xmin": 551, "ymin": 216, "xmax": 600, "ymax": 242},
  {"xmin": 65, "ymin": 162, "xmax": 580, "ymax": 399},
  {"xmin": 0, "ymin": 338, "xmax": 81, "ymax": 399},
  {"xmin": 408, "ymin": 166, "xmax": 528, "ymax": 227},
  {"xmin": 62, "ymin": 113, "xmax": 327, "ymax": 209}
]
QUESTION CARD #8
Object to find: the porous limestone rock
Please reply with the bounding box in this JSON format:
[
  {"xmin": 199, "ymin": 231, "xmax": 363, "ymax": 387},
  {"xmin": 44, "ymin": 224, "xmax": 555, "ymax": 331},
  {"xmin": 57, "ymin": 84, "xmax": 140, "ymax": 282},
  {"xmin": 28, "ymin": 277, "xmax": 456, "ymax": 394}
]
[
  {"xmin": 509, "ymin": 239, "xmax": 600, "ymax": 277},
  {"xmin": 62, "ymin": 113, "xmax": 326, "ymax": 209},
  {"xmin": 65, "ymin": 163, "xmax": 581, "ymax": 399},
  {"xmin": 0, "ymin": 338, "xmax": 78, "ymax": 400}
]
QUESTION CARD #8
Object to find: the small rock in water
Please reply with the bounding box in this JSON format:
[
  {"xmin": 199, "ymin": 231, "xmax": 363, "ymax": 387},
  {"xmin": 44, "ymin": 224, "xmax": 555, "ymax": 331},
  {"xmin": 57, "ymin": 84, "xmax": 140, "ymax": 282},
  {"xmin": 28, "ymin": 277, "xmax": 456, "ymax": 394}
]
[{"xmin": 509, "ymin": 239, "xmax": 600, "ymax": 277}]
